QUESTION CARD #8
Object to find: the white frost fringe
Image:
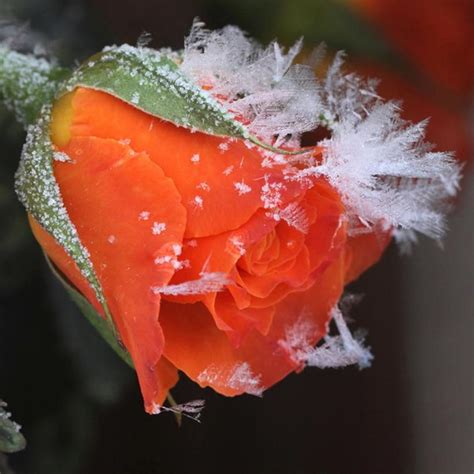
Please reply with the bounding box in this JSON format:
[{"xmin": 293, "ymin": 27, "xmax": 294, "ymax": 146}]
[
  {"xmin": 181, "ymin": 20, "xmax": 321, "ymax": 146},
  {"xmin": 180, "ymin": 22, "xmax": 462, "ymax": 245},
  {"xmin": 280, "ymin": 302, "xmax": 373, "ymax": 370},
  {"xmin": 161, "ymin": 399, "xmax": 206, "ymax": 422}
]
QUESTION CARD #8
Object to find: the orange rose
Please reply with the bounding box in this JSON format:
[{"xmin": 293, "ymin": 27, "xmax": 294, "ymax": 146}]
[
  {"xmin": 8, "ymin": 25, "xmax": 459, "ymax": 415},
  {"xmin": 29, "ymin": 87, "xmax": 388, "ymax": 413}
]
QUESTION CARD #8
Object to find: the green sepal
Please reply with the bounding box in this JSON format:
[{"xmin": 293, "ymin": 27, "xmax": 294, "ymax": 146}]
[
  {"xmin": 0, "ymin": 45, "xmax": 70, "ymax": 127},
  {"xmin": 58, "ymin": 45, "xmax": 302, "ymax": 155},
  {"xmin": 45, "ymin": 255, "xmax": 134, "ymax": 368},
  {"xmin": 14, "ymin": 106, "xmax": 116, "ymax": 335},
  {"xmin": 0, "ymin": 402, "xmax": 26, "ymax": 454}
]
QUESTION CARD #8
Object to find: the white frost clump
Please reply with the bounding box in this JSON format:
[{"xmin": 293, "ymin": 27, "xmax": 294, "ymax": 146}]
[
  {"xmin": 301, "ymin": 100, "xmax": 461, "ymax": 238},
  {"xmin": 303, "ymin": 53, "xmax": 460, "ymax": 239},
  {"xmin": 181, "ymin": 21, "xmax": 321, "ymax": 144},
  {"xmin": 280, "ymin": 304, "xmax": 373, "ymax": 370}
]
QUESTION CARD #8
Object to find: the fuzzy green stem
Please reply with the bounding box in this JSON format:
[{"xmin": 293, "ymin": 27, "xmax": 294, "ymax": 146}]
[{"xmin": 0, "ymin": 45, "xmax": 70, "ymax": 127}]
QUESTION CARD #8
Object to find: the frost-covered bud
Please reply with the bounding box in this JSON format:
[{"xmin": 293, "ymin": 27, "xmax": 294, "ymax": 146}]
[
  {"xmin": 2, "ymin": 23, "xmax": 461, "ymax": 414},
  {"xmin": 0, "ymin": 401, "xmax": 26, "ymax": 454}
]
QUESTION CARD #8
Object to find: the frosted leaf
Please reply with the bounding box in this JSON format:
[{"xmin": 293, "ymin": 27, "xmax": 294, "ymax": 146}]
[
  {"xmin": 197, "ymin": 362, "xmax": 263, "ymax": 396},
  {"xmin": 15, "ymin": 107, "xmax": 106, "ymax": 309},
  {"xmin": 0, "ymin": 400, "xmax": 26, "ymax": 453},
  {"xmin": 60, "ymin": 43, "xmax": 254, "ymax": 143},
  {"xmin": 130, "ymin": 91, "xmax": 140, "ymax": 104},
  {"xmin": 0, "ymin": 43, "xmax": 69, "ymax": 126},
  {"xmin": 151, "ymin": 272, "xmax": 231, "ymax": 296}
]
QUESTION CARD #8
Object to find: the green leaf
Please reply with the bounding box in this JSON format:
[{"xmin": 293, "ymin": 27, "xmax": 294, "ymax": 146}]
[
  {"xmin": 0, "ymin": 401, "xmax": 26, "ymax": 454},
  {"xmin": 58, "ymin": 45, "xmax": 299, "ymax": 154},
  {"xmin": 0, "ymin": 45, "xmax": 70, "ymax": 127},
  {"xmin": 45, "ymin": 255, "xmax": 134, "ymax": 368},
  {"xmin": 14, "ymin": 106, "xmax": 116, "ymax": 334}
]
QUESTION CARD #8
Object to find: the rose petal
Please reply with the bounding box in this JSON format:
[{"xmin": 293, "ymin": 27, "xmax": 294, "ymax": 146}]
[
  {"xmin": 43, "ymin": 135, "xmax": 186, "ymax": 413},
  {"xmin": 67, "ymin": 88, "xmax": 305, "ymax": 238},
  {"xmin": 160, "ymin": 255, "xmax": 345, "ymax": 396}
]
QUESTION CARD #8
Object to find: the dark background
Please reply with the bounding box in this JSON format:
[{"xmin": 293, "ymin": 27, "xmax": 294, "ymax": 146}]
[{"xmin": 0, "ymin": 0, "xmax": 472, "ymax": 473}]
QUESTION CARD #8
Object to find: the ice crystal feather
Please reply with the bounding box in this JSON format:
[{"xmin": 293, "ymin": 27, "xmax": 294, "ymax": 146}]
[
  {"xmin": 310, "ymin": 102, "xmax": 461, "ymax": 238},
  {"xmin": 180, "ymin": 24, "xmax": 461, "ymax": 242},
  {"xmin": 280, "ymin": 305, "xmax": 373, "ymax": 370},
  {"xmin": 181, "ymin": 21, "xmax": 322, "ymax": 144}
]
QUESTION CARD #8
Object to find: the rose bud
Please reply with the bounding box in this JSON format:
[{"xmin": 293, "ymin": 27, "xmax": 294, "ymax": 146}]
[{"xmin": 3, "ymin": 24, "xmax": 461, "ymax": 414}]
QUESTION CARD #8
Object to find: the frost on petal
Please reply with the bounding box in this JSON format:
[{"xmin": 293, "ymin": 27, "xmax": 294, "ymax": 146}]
[
  {"xmin": 197, "ymin": 362, "xmax": 263, "ymax": 396},
  {"xmin": 279, "ymin": 303, "xmax": 372, "ymax": 370},
  {"xmin": 151, "ymin": 221, "xmax": 166, "ymax": 235},
  {"xmin": 53, "ymin": 151, "xmax": 72, "ymax": 163},
  {"xmin": 306, "ymin": 307, "xmax": 373, "ymax": 369},
  {"xmin": 279, "ymin": 202, "xmax": 310, "ymax": 233},
  {"xmin": 138, "ymin": 210, "xmax": 150, "ymax": 220},
  {"xmin": 151, "ymin": 272, "xmax": 232, "ymax": 296},
  {"xmin": 233, "ymin": 180, "xmax": 252, "ymax": 196}
]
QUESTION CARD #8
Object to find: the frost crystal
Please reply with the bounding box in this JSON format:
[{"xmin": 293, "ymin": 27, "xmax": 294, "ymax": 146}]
[
  {"xmin": 233, "ymin": 180, "xmax": 252, "ymax": 196},
  {"xmin": 197, "ymin": 362, "xmax": 263, "ymax": 396},
  {"xmin": 228, "ymin": 235, "xmax": 246, "ymax": 256},
  {"xmin": 138, "ymin": 210, "xmax": 150, "ymax": 221},
  {"xmin": 151, "ymin": 272, "xmax": 231, "ymax": 296},
  {"xmin": 151, "ymin": 221, "xmax": 166, "ymax": 235},
  {"xmin": 279, "ymin": 304, "xmax": 373, "ymax": 370},
  {"xmin": 53, "ymin": 151, "xmax": 72, "ymax": 163},
  {"xmin": 298, "ymin": 101, "xmax": 461, "ymax": 238},
  {"xmin": 279, "ymin": 202, "xmax": 310, "ymax": 233},
  {"xmin": 181, "ymin": 21, "xmax": 321, "ymax": 144},
  {"xmin": 193, "ymin": 195, "xmax": 204, "ymax": 208}
]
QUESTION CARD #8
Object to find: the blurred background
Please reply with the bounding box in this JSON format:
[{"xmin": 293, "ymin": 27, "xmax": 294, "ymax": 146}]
[{"xmin": 0, "ymin": 0, "xmax": 472, "ymax": 473}]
